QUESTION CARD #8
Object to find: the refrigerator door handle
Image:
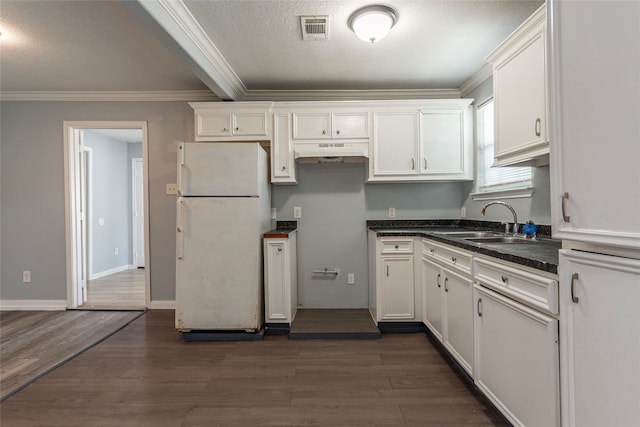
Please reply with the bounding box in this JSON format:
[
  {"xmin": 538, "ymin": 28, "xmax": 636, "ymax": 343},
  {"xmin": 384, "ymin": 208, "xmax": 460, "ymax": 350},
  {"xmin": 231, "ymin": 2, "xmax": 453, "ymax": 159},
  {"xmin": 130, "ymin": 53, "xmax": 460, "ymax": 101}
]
[{"xmin": 176, "ymin": 198, "xmax": 184, "ymax": 259}]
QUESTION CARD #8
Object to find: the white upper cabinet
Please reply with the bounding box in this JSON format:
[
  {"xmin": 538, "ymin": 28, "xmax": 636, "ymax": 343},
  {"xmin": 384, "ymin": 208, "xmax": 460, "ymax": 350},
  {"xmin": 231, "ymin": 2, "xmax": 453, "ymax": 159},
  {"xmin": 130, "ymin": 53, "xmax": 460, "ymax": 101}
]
[
  {"xmin": 190, "ymin": 102, "xmax": 272, "ymax": 141},
  {"xmin": 271, "ymin": 112, "xmax": 296, "ymax": 184},
  {"xmin": 548, "ymin": 0, "xmax": 640, "ymax": 250},
  {"xmin": 487, "ymin": 4, "xmax": 548, "ymax": 167},
  {"xmin": 292, "ymin": 111, "xmax": 369, "ymax": 140},
  {"xmin": 369, "ymin": 100, "xmax": 473, "ymax": 182}
]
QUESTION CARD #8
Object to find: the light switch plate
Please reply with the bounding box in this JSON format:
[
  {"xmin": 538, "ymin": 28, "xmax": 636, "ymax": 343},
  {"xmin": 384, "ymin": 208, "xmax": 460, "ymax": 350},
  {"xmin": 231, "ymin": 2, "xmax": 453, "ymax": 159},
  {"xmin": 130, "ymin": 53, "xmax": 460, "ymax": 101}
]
[
  {"xmin": 293, "ymin": 206, "xmax": 302, "ymax": 219},
  {"xmin": 388, "ymin": 207, "xmax": 396, "ymax": 218},
  {"xmin": 271, "ymin": 208, "xmax": 277, "ymax": 219}
]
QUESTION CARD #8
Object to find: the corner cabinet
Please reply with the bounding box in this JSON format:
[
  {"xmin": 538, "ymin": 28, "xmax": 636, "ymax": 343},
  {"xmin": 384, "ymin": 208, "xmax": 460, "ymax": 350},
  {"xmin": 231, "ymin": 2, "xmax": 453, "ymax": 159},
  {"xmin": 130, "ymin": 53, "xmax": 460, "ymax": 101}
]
[
  {"xmin": 264, "ymin": 232, "xmax": 297, "ymax": 327},
  {"xmin": 487, "ymin": 4, "xmax": 548, "ymax": 167},
  {"xmin": 190, "ymin": 102, "xmax": 272, "ymax": 141},
  {"xmin": 368, "ymin": 100, "xmax": 473, "ymax": 182}
]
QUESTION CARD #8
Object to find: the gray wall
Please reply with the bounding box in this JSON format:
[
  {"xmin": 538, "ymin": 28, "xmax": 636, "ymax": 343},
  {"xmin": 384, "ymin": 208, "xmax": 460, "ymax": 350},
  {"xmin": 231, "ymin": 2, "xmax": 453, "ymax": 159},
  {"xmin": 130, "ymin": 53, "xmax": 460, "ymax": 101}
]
[
  {"xmin": 83, "ymin": 130, "xmax": 130, "ymax": 275},
  {"xmin": 0, "ymin": 101, "xmax": 193, "ymax": 302},
  {"xmin": 272, "ymin": 163, "xmax": 463, "ymax": 308}
]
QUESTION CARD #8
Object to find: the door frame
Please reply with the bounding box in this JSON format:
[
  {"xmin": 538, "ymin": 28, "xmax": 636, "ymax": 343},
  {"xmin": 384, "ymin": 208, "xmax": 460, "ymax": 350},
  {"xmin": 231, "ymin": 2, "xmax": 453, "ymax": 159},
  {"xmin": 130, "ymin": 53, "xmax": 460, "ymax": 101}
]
[
  {"xmin": 132, "ymin": 157, "xmax": 145, "ymax": 268},
  {"xmin": 64, "ymin": 121, "xmax": 150, "ymax": 309}
]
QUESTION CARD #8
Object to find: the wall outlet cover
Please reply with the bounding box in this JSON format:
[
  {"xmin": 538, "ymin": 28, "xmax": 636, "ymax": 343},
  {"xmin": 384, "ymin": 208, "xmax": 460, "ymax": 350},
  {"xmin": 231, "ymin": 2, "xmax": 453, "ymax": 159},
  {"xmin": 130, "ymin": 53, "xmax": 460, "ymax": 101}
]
[
  {"xmin": 293, "ymin": 206, "xmax": 302, "ymax": 219},
  {"xmin": 388, "ymin": 207, "xmax": 396, "ymax": 218}
]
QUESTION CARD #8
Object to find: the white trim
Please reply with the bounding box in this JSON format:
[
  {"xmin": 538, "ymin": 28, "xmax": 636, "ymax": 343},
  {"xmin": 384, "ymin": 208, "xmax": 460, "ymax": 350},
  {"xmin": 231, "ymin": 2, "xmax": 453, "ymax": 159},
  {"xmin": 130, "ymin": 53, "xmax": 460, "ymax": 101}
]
[
  {"xmin": 0, "ymin": 300, "xmax": 67, "ymax": 311},
  {"xmin": 242, "ymin": 88, "xmax": 462, "ymax": 101},
  {"xmin": 459, "ymin": 63, "xmax": 493, "ymax": 98},
  {"xmin": 0, "ymin": 90, "xmax": 218, "ymax": 102},
  {"xmin": 149, "ymin": 300, "xmax": 175, "ymax": 310},
  {"xmin": 132, "ymin": 157, "xmax": 145, "ymax": 269},
  {"xmin": 64, "ymin": 121, "xmax": 151, "ymax": 310},
  {"xmin": 89, "ymin": 264, "xmax": 132, "ymax": 281},
  {"xmin": 471, "ymin": 186, "xmax": 535, "ymax": 201}
]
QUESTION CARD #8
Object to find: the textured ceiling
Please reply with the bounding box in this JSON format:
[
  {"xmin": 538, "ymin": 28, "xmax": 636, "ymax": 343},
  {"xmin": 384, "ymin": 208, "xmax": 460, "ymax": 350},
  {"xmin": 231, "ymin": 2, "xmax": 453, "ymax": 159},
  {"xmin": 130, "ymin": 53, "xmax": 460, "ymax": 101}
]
[
  {"xmin": 0, "ymin": 0, "xmax": 543, "ymax": 96},
  {"xmin": 183, "ymin": 0, "xmax": 544, "ymax": 91}
]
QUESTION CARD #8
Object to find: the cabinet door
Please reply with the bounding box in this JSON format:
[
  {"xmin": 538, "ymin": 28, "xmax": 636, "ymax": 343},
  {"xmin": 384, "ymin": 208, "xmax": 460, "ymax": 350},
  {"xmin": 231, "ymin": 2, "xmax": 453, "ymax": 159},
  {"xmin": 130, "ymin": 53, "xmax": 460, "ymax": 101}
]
[
  {"xmin": 271, "ymin": 113, "xmax": 296, "ymax": 183},
  {"xmin": 420, "ymin": 110, "xmax": 467, "ymax": 176},
  {"xmin": 233, "ymin": 112, "xmax": 267, "ymax": 136},
  {"xmin": 332, "ymin": 112, "xmax": 369, "ymax": 139},
  {"xmin": 559, "ymin": 250, "xmax": 640, "ymax": 427},
  {"xmin": 264, "ymin": 240, "xmax": 288, "ymax": 322},
  {"xmin": 442, "ymin": 268, "xmax": 473, "ymax": 375},
  {"xmin": 380, "ymin": 255, "xmax": 414, "ymax": 320},
  {"xmin": 373, "ymin": 112, "xmax": 419, "ymax": 176},
  {"xmin": 292, "ymin": 113, "xmax": 331, "ymax": 139},
  {"xmin": 196, "ymin": 112, "xmax": 232, "ymax": 137},
  {"xmin": 549, "ymin": 1, "xmax": 640, "ymax": 249},
  {"xmin": 422, "ymin": 258, "xmax": 443, "ymax": 341},
  {"xmin": 490, "ymin": 6, "xmax": 548, "ymax": 167},
  {"xmin": 474, "ymin": 285, "xmax": 560, "ymax": 427}
]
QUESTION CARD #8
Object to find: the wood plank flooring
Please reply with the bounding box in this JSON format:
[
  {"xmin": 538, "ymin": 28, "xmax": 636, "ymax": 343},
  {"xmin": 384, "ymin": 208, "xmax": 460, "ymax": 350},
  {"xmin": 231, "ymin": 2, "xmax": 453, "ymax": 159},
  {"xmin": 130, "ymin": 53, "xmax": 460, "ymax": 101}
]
[
  {"xmin": 0, "ymin": 310, "xmax": 143, "ymax": 401},
  {"xmin": 290, "ymin": 309, "xmax": 381, "ymax": 339},
  {"xmin": 0, "ymin": 310, "xmax": 507, "ymax": 426},
  {"xmin": 80, "ymin": 268, "xmax": 145, "ymax": 310}
]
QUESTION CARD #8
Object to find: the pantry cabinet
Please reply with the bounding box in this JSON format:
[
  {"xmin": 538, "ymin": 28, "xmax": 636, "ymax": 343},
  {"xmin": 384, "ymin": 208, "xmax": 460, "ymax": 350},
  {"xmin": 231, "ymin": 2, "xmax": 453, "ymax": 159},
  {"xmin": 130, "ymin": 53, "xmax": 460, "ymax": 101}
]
[
  {"xmin": 487, "ymin": 4, "xmax": 548, "ymax": 167},
  {"xmin": 190, "ymin": 102, "xmax": 272, "ymax": 141},
  {"xmin": 548, "ymin": 0, "xmax": 640, "ymax": 250},
  {"xmin": 559, "ymin": 249, "xmax": 640, "ymax": 427}
]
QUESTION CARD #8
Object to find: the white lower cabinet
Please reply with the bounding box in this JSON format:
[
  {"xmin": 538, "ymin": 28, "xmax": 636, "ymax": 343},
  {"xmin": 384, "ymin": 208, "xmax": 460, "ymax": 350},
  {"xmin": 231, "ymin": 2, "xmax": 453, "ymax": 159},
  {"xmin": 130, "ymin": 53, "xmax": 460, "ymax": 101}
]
[
  {"xmin": 263, "ymin": 233, "xmax": 297, "ymax": 325},
  {"xmin": 474, "ymin": 270, "xmax": 560, "ymax": 426},
  {"xmin": 559, "ymin": 249, "xmax": 640, "ymax": 427},
  {"xmin": 422, "ymin": 256, "xmax": 473, "ymax": 375}
]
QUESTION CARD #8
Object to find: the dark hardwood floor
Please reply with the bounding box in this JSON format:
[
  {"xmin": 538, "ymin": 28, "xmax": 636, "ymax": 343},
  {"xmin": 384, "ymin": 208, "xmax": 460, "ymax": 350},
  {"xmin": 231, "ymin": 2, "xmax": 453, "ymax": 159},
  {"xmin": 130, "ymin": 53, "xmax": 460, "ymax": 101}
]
[{"xmin": 0, "ymin": 310, "xmax": 506, "ymax": 426}]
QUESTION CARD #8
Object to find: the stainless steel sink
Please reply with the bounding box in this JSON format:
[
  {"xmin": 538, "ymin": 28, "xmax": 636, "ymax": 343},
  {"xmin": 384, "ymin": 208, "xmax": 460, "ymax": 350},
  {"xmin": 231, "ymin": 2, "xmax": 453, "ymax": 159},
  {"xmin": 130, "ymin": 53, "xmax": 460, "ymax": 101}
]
[
  {"xmin": 433, "ymin": 231, "xmax": 502, "ymax": 238},
  {"xmin": 464, "ymin": 236, "xmax": 532, "ymax": 244}
]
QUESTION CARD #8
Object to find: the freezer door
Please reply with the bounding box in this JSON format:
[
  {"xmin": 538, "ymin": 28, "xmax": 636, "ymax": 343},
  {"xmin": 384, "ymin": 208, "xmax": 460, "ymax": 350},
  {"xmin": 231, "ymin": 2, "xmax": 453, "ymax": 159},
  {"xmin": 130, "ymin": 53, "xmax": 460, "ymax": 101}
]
[
  {"xmin": 178, "ymin": 142, "xmax": 268, "ymax": 196},
  {"xmin": 175, "ymin": 197, "xmax": 264, "ymax": 331}
]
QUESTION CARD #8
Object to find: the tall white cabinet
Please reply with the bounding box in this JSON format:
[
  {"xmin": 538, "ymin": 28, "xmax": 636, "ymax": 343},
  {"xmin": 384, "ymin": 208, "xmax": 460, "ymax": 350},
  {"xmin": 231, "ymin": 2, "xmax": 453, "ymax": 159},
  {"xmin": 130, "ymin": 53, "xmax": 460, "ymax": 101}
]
[{"xmin": 548, "ymin": 1, "xmax": 640, "ymax": 425}]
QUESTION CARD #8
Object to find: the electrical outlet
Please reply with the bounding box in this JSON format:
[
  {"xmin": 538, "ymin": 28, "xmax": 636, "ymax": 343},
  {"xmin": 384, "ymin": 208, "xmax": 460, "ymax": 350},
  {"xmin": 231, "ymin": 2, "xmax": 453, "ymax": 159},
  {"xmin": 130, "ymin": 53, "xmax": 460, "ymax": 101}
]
[
  {"xmin": 166, "ymin": 183, "xmax": 177, "ymax": 195},
  {"xmin": 347, "ymin": 273, "xmax": 355, "ymax": 285},
  {"xmin": 114, "ymin": 248, "xmax": 119, "ymax": 256},
  {"xmin": 22, "ymin": 270, "xmax": 31, "ymax": 283},
  {"xmin": 271, "ymin": 207, "xmax": 277, "ymax": 219},
  {"xmin": 293, "ymin": 206, "xmax": 302, "ymax": 219},
  {"xmin": 388, "ymin": 207, "xmax": 396, "ymax": 218},
  {"xmin": 461, "ymin": 207, "xmax": 466, "ymax": 218}
]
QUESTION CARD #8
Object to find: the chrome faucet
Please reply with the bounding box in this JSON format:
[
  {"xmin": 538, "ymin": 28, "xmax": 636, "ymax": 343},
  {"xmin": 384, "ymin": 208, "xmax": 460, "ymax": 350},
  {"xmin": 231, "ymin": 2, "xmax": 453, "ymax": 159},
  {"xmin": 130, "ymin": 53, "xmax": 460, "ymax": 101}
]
[{"xmin": 481, "ymin": 201, "xmax": 519, "ymax": 235}]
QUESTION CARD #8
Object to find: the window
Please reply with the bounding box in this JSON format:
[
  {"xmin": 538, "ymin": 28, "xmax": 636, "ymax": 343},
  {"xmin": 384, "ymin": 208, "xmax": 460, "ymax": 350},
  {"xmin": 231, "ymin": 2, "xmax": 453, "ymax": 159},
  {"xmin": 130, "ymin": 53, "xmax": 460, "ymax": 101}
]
[{"xmin": 476, "ymin": 99, "xmax": 531, "ymax": 193}]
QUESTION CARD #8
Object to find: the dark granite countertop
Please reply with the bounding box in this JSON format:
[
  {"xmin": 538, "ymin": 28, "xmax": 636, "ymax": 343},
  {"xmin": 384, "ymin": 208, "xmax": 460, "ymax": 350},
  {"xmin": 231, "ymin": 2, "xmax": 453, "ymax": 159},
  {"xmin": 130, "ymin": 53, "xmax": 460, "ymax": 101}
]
[
  {"xmin": 367, "ymin": 219, "xmax": 560, "ymax": 274},
  {"xmin": 264, "ymin": 220, "xmax": 297, "ymax": 238}
]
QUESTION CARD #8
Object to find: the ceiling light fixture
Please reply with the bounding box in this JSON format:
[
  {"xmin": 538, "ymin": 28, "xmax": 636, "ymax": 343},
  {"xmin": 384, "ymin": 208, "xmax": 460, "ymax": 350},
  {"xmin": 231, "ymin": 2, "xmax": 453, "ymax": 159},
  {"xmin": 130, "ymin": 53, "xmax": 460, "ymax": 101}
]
[{"xmin": 348, "ymin": 5, "xmax": 398, "ymax": 44}]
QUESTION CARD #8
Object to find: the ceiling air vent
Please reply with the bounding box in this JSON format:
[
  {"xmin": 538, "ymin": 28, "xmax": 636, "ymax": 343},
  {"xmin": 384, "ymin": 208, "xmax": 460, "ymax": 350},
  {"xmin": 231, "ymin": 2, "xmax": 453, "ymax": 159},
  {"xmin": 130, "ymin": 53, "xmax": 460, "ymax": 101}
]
[{"xmin": 300, "ymin": 16, "xmax": 330, "ymax": 41}]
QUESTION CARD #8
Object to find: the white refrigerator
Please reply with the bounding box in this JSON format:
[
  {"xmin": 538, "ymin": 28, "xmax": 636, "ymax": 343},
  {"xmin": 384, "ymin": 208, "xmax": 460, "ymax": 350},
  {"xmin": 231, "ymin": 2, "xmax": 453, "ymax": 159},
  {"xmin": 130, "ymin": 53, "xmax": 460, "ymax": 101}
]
[{"xmin": 175, "ymin": 142, "xmax": 271, "ymax": 332}]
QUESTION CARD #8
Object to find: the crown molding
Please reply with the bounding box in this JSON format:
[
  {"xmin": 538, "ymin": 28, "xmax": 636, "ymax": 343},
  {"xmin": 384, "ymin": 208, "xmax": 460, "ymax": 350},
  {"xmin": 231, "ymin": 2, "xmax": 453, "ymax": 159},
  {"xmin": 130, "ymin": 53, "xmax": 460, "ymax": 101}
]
[
  {"xmin": 242, "ymin": 88, "xmax": 462, "ymax": 102},
  {"xmin": 0, "ymin": 90, "xmax": 219, "ymax": 102},
  {"xmin": 459, "ymin": 63, "xmax": 493, "ymax": 98}
]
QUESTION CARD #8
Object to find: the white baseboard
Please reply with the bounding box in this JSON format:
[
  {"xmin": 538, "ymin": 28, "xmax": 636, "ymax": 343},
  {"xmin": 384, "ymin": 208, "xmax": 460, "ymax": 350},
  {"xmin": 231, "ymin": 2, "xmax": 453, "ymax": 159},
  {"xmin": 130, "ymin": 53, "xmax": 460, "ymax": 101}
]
[
  {"xmin": 90, "ymin": 264, "xmax": 132, "ymax": 280},
  {"xmin": 149, "ymin": 300, "xmax": 175, "ymax": 310},
  {"xmin": 0, "ymin": 300, "xmax": 67, "ymax": 311}
]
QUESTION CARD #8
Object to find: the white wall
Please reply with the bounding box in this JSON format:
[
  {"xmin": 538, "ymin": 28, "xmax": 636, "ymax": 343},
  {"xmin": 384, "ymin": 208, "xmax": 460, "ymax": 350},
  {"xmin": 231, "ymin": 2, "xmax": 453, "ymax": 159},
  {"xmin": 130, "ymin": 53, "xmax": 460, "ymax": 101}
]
[{"xmin": 0, "ymin": 101, "xmax": 194, "ymax": 303}]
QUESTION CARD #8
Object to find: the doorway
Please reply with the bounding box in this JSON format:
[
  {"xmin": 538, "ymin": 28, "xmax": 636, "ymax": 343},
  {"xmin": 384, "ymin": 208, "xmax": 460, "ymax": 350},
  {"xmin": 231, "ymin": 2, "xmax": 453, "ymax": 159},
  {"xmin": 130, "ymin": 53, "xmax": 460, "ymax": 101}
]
[{"xmin": 64, "ymin": 121, "xmax": 150, "ymax": 309}]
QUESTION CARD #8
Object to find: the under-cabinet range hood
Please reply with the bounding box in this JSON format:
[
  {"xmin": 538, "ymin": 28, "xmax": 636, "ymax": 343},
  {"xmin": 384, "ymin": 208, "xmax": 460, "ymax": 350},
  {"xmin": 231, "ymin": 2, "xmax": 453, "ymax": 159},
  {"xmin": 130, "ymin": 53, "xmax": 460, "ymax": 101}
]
[{"xmin": 294, "ymin": 142, "xmax": 369, "ymax": 163}]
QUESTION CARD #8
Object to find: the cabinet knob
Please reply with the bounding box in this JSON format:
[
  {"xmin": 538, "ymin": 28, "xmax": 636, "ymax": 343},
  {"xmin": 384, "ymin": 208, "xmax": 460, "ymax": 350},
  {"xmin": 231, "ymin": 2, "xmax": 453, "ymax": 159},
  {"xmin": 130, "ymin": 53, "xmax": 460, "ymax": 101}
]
[
  {"xmin": 322, "ymin": 130, "xmax": 326, "ymax": 135},
  {"xmin": 430, "ymin": 248, "xmax": 435, "ymax": 254},
  {"xmin": 395, "ymin": 245, "xmax": 399, "ymax": 249},
  {"xmin": 235, "ymin": 127, "xmax": 239, "ymax": 131},
  {"xmin": 222, "ymin": 127, "xmax": 228, "ymax": 132},
  {"xmin": 501, "ymin": 275, "xmax": 509, "ymax": 283},
  {"xmin": 336, "ymin": 130, "xmax": 340, "ymax": 135},
  {"xmin": 277, "ymin": 247, "xmax": 282, "ymax": 252},
  {"xmin": 451, "ymin": 257, "xmax": 457, "ymax": 263}
]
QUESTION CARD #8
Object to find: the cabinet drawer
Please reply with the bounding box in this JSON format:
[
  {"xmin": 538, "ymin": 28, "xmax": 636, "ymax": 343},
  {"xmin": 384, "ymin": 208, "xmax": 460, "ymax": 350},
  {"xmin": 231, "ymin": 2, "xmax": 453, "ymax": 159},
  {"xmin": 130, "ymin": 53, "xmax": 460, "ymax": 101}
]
[
  {"xmin": 379, "ymin": 239, "xmax": 413, "ymax": 254},
  {"xmin": 474, "ymin": 257, "xmax": 558, "ymax": 315},
  {"xmin": 422, "ymin": 239, "xmax": 472, "ymax": 276}
]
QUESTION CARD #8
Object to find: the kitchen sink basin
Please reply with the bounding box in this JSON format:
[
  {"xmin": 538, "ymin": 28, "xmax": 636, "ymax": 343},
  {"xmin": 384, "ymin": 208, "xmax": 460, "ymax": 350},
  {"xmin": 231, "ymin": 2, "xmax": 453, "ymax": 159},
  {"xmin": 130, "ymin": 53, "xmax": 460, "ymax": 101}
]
[
  {"xmin": 464, "ymin": 236, "xmax": 532, "ymax": 244},
  {"xmin": 433, "ymin": 231, "xmax": 502, "ymax": 238}
]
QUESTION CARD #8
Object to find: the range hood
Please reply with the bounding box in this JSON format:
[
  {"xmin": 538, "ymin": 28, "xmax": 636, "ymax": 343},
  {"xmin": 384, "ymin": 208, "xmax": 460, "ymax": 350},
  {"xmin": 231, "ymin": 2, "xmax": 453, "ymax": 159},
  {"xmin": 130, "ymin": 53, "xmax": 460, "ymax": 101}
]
[{"xmin": 294, "ymin": 142, "xmax": 369, "ymax": 163}]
